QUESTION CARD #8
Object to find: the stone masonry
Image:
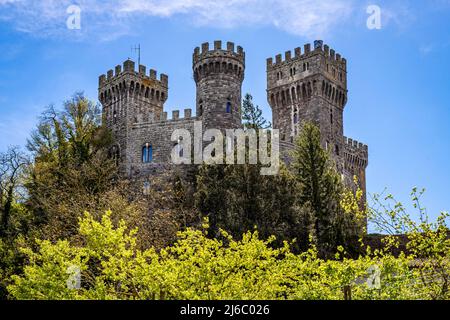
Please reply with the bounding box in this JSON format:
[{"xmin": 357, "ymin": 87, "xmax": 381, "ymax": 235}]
[{"xmin": 267, "ymin": 40, "xmax": 368, "ymax": 195}]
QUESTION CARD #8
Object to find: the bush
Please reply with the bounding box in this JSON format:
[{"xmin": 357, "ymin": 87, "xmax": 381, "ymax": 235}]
[{"xmin": 8, "ymin": 210, "xmax": 449, "ymax": 300}]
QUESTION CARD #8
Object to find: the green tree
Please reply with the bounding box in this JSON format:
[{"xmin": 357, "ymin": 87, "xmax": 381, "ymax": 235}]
[
  {"xmin": 195, "ymin": 93, "xmax": 302, "ymax": 246},
  {"xmin": 24, "ymin": 93, "xmax": 117, "ymax": 240},
  {"xmin": 13, "ymin": 92, "xmax": 198, "ymax": 254},
  {"xmin": 9, "ymin": 209, "xmax": 445, "ymax": 301},
  {"xmin": 0, "ymin": 146, "xmax": 29, "ymax": 236},
  {"xmin": 291, "ymin": 122, "xmax": 345, "ymax": 257},
  {"xmin": 242, "ymin": 93, "xmax": 271, "ymax": 130},
  {"xmin": 369, "ymin": 188, "xmax": 450, "ymax": 299}
]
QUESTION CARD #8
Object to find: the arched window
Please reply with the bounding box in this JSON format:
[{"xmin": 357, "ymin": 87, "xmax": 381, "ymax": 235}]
[
  {"xmin": 293, "ymin": 113, "xmax": 298, "ymax": 124},
  {"xmin": 226, "ymin": 101, "xmax": 232, "ymax": 113},
  {"xmin": 142, "ymin": 143, "xmax": 153, "ymax": 163}
]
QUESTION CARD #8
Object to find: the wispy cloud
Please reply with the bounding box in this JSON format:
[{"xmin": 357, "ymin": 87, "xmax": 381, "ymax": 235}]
[
  {"xmin": 0, "ymin": 0, "xmax": 357, "ymax": 40},
  {"xmin": 120, "ymin": 0, "xmax": 355, "ymax": 37},
  {"xmin": 419, "ymin": 44, "xmax": 434, "ymax": 56}
]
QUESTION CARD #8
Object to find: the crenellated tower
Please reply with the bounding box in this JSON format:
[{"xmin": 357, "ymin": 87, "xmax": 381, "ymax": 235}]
[
  {"xmin": 267, "ymin": 40, "xmax": 347, "ymax": 157},
  {"xmin": 99, "ymin": 59, "xmax": 168, "ymax": 173},
  {"xmin": 193, "ymin": 41, "xmax": 245, "ymax": 130},
  {"xmin": 267, "ymin": 40, "xmax": 368, "ymax": 196}
]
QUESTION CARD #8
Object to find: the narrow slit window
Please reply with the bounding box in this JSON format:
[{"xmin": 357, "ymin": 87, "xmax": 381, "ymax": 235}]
[{"xmin": 226, "ymin": 101, "xmax": 232, "ymax": 113}]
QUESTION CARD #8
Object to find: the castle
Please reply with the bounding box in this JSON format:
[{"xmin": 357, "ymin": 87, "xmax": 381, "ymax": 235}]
[{"xmin": 98, "ymin": 40, "xmax": 368, "ymax": 195}]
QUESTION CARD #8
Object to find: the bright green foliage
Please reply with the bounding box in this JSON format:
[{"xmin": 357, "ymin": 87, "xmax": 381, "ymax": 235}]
[
  {"xmin": 8, "ymin": 210, "xmax": 450, "ymax": 300},
  {"xmin": 369, "ymin": 188, "xmax": 450, "ymax": 299}
]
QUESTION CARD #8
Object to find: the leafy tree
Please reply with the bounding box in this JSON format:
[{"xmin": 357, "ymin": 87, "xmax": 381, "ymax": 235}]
[
  {"xmin": 0, "ymin": 147, "xmax": 29, "ymax": 236},
  {"xmin": 8, "ymin": 209, "xmax": 448, "ymax": 300},
  {"xmin": 27, "ymin": 92, "xmax": 109, "ymax": 165},
  {"xmin": 16, "ymin": 92, "xmax": 198, "ymax": 252},
  {"xmin": 369, "ymin": 188, "xmax": 450, "ymax": 299},
  {"xmin": 24, "ymin": 93, "xmax": 116, "ymax": 240}
]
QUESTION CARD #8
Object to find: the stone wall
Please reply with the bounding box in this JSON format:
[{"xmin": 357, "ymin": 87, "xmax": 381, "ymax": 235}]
[{"xmin": 128, "ymin": 111, "xmax": 197, "ymax": 177}]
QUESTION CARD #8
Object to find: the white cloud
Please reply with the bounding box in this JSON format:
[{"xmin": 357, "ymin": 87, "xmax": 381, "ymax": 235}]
[
  {"xmin": 0, "ymin": 0, "xmax": 356, "ymax": 40},
  {"xmin": 119, "ymin": 0, "xmax": 355, "ymax": 34}
]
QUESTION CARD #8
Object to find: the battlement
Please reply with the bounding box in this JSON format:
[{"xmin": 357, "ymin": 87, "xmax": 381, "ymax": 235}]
[
  {"xmin": 99, "ymin": 59, "xmax": 168, "ymax": 89},
  {"xmin": 343, "ymin": 136, "xmax": 368, "ymax": 152},
  {"xmin": 193, "ymin": 40, "xmax": 245, "ymax": 66},
  {"xmin": 267, "ymin": 40, "xmax": 346, "ymax": 70},
  {"xmin": 343, "ymin": 136, "xmax": 368, "ymax": 169},
  {"xmin": 132, "ymin": 108, "xmax": 195, "ymax": 127}
]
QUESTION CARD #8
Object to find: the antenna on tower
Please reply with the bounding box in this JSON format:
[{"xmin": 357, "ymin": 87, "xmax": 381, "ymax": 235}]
[{"xmin": 131, "ymin": 44, "xmax": 141, "ymax": 66}]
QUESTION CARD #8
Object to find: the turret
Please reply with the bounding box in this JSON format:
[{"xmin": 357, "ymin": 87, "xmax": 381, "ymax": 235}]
[
  {"xmin": 266, "ymin": 40, "xmax": 347, "ymax": 160},
  {"xmin": 99, "ymin": 59, "xmax": 168, "ymax": 128},
  {"xmin": 193, "ymin": 41, "xmax": 245, "ymax": 130},
  {"xmin": 98, "ymin": 59, "xmax": 168, "ymax": 173}
]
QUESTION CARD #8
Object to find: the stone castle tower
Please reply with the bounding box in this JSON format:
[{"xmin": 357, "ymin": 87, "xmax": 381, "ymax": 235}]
[
  {"xmin": 99, "ymin": 59, "xmax": 168, "ymax": 174},
  {"xmin": 193, "ymin": 41, "xmax": 245, "ymax": 130},
  {"xmin": 267, "ymin": 40, "xmax": 368, "ymax": 194}
]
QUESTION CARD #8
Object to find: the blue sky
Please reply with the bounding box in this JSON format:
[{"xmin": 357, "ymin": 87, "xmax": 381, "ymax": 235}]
[{"xmin": 0, "ymin": 0, "xmax": 449, "ymax": 226}]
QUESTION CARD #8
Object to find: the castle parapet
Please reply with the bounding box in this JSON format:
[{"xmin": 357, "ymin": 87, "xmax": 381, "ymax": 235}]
[
  {"xmin": 98, "ymin": 59, "xmax": 169, "ymax": 105},
  {"xmin": 266, "ymin": 40, "xmax": 347, "ymax": 71},
  {"xmin": 99, "ymin": 59, "xmax": 168, "ymax": 89},
  {"xmin": 193, "ymin": 40, "xmax": 245, "ymax": 66},
  {"xmin": 167, "ymin": 108, "xmax": 193, "ymax": 121},
  {"xmin": 343, "ymin": 136, "xmax": 368, "ymax": 169},
  {"xmin": 132, "ymin": 108, "xmax": 195, "ymax": 127}
]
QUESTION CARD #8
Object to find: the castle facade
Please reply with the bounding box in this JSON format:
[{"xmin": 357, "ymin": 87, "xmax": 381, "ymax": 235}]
[{"xmin": 98, "ymin": 40, "xmax": 368, "ymax": 194}]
